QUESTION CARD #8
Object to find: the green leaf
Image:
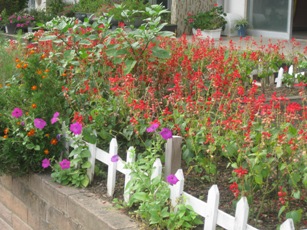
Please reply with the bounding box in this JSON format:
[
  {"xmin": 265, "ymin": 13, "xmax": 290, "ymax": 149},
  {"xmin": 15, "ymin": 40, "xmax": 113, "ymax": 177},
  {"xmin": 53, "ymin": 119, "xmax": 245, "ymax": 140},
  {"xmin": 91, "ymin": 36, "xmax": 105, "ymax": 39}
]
[
  {"xmin": 293, "ymin": 190, "xmax": 300, "ymax": 199},
  {"xmin": 82, "ymin": 161, "xmax": 91, "ymax": 169},
  {"xmin": 34, "ymin": 145, "xmax": 40, "ymax": 151},
  {"xmin": 254, "ymin": 174, "xmax": 263, "ymax": 185},
  {"xmin": 131, "ymin": 192, "xmax": 148, "ymax": 201},
  {"xmin": 79, "ymin": 39, "xmax": 92, "ymax": 45},
  {"xmin": 26, "ymin": 143, "xmax": 34, "ymax": 149},
  {"xmin": 278, "ymin": 205, "xmax": 286, "ymax": 218},
  {"xmin": 81, "ymin": 149, "xmax": 91, "ymax": 158},
  {"xmin": 152, "ymin": 46, "xmax": 170, "ymax": 59},
  {"xmin": 123, "ymin": 59, "xmax": 137, "ymax": 75},
  {"xmin": 286, "ymin": 209, "xmax": 302, "ymax": 224},
  {"xmin": 83, "ymin": 127, "xmax": 97, "ymax": 144},
  {"xmin": 81, "ymin": 176, "xmax": 90, "ymax": 187},
  {"xmin": 39, "ymin": 35, "xmax": 57, "ymax": 41}
]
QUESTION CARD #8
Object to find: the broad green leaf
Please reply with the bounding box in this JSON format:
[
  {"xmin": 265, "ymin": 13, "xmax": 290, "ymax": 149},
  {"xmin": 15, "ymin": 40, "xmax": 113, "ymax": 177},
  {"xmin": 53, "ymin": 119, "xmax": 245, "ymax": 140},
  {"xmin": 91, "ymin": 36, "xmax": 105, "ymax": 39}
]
[
  {"xmin": 81, "ymin": 149, "xmax": 91, "ymax": 158},
  {"xmin": 254, "ymin": 174, "xmax": 263, "ymax": 185},
  {"xmin": 81, "ymin": 176, "xmax": 90, "ymax": 187},
  {"xmin": 293, "ymin": 190, "xmax": 300, "ymax": 199},
  {"xmin": 82, "ymin": 161, "xmax": 91, "ymax": 169},
  {"xmin": 79, "ymin": 39, "xmax": 92, "ymax": 45},
  {"xmin": 39, "ymin": 35, "xmax": 57, "ymax": 41},
  {"xmin": 152, "ymin": 46, "xmax": 170, "ymax": 59},
  {"xmin": 83, "ymin": 127, "xmax": 97, "ymax": 144},
  {"xmin": 123, "ymin": 59, "xmax": 137, "ymax": 75},
  {"xmin": 26, "ymin": 143, "xmax": 34, "ymax": 149},
  {"xmin": 34, "ymin": 145, "xmax": 40, "ymax": 151},
  {"xmin": 286, "ymin": 209, "xmax": 302, "ymax": 224}
]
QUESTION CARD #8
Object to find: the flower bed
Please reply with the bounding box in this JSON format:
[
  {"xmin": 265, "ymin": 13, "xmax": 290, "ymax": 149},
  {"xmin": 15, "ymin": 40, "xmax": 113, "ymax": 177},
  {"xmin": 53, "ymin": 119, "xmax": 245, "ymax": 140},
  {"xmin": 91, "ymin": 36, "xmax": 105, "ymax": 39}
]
[{"xmin": 0, "ymin": 5, "xmax": 307, "ymax": 229}]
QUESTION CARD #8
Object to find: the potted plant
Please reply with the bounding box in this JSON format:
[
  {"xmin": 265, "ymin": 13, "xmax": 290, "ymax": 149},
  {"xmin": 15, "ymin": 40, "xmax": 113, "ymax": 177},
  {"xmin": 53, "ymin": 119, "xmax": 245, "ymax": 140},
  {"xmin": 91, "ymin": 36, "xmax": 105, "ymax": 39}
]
[
  {"xmin": 234, "ymin": 18, "xmax": 249, "ymax": 37},
  {"xmin": 185, "ymin": 4, "xmax": 227, "ymax": 39},
  {"xmin": 5, "ymin": 11, "xmax": 35, "ymax": 34}
]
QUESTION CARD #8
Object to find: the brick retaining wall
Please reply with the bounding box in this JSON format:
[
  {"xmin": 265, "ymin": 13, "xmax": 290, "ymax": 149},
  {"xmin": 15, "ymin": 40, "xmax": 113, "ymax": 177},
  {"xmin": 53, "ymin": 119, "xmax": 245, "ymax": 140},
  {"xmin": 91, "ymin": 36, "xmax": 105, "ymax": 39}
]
[{"xmin": 0, "ymin": 174, "xmax": 138, "ymax": 230}]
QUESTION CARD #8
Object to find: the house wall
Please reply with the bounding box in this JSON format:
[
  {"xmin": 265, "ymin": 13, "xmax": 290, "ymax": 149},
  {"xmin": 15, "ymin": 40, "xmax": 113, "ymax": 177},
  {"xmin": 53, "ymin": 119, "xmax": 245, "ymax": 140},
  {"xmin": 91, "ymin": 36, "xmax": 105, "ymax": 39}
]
[{"xmin": 0, "ymin": 174, "xmax": 138, "ymax": 230}]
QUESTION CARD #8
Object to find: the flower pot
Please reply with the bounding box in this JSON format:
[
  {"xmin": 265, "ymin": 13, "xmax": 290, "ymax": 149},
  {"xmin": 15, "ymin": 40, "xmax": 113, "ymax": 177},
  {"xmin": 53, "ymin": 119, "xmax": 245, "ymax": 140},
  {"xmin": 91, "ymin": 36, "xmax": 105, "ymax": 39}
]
[
  {"xmin": 192, "ymin": 28, "xmax": 222, "ymax": 40},
  {"xmin": 5, "ymin": 23, "xmax": 17, "ymax": 34},
  {"xmin": 237, "ymin": 26, "xmax": 247, "ymax": 37},
  {"xmin": 161, "ymin": 24, "xmax": 177, "ymax": 34}
]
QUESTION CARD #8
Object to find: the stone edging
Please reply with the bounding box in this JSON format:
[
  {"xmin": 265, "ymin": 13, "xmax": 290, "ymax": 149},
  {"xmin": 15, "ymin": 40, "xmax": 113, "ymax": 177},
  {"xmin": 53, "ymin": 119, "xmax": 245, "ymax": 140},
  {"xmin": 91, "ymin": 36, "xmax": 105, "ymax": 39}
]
[{"xmin": 0, "ymin": 174, "xmax": 138, "ymax": 230}]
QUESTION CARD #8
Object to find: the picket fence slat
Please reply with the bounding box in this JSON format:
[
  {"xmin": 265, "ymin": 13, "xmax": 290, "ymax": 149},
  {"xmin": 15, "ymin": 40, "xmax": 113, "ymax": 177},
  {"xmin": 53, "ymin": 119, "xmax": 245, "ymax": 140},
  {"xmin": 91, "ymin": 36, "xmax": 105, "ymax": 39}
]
[
  {"xmin": 86, "ymin": 138, "xmax": 295, "ymax": 230},
  {"xmin": 124, "ymin": 147, "xmax": 136, "ymax": 203},
  {"xmin": 204, "ymin": 185, "xmax": 219, "ymax": 230},
  {"xmin": 107, "ymin": 138, "xmax": 118, "ymax": 197},
  {"xmin": 151, "ymin": 158, "xmax": 162, "ymax": 180},
  {"xmin": 87, "ymin": 142, "xmax": 96, "ymax": 182},
  {"xmin": 234, "ymin": 197, "xmax": 249, "ymax": 230},
  {"xmin": 280, "ymin": 219, "xmax": 295, "ymax": 230}
]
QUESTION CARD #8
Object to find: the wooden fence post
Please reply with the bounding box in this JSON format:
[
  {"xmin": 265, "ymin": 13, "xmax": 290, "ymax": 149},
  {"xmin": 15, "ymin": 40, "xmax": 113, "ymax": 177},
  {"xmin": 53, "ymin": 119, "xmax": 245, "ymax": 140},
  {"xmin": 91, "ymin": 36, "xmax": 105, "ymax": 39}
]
[
  {"xmin": 107, "ymin": 138, "xmax": 118, "ymax": 197},
  {"xmin": 234, "ymin": 197, "xmax": 249, "ymax": 230},
  {"xmin": 204, "ymin": 185, "xmax": 220, "ymax": 230},
  {"xmin": 124, "ymin": 146, "xmax": 136, "ymax": 203},
  {"xmin": 165, "ymin": 136, "xmax": 182, "ymax": 180}
]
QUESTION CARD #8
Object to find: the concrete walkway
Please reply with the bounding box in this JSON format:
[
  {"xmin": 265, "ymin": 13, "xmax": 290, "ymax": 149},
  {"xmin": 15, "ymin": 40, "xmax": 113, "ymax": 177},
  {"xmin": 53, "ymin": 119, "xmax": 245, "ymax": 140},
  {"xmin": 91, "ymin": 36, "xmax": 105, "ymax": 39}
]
[{"xmin": 185, "ymin": 34, "xmax": 307, "ymax": 54}]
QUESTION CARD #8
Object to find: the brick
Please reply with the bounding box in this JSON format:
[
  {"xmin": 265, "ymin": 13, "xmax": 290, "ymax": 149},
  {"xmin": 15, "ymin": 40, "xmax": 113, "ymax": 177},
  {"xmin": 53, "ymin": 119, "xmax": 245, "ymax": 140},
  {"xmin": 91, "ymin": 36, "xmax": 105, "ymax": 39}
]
[
  {"xmin": 68, "ymin": 193, "xmax": 138, "ymax": 230},
  {"xmin": 0, "ymin": 217, "xmax": 13, "ymax": 230},
  {"xmin": 0, "ymin": 183, "xmax": 28, "ymax": 222},
  {"xmin": 0, "ymin": 184, "xmax": 14, "ymax": 210},
  {"xmin": 0, "ymin": 175, "xmax": 13, "ymax": 190},
  {"xmin": 27, "ymin": 210, "xmax": 40, "ymax": 230},
  {"xmin": 12, "ymin": 214, "xmax": 32, "ymax": 230},
  {"xmin": 0, "ymin": 201, "xmax": 12, "ymax": 225}
]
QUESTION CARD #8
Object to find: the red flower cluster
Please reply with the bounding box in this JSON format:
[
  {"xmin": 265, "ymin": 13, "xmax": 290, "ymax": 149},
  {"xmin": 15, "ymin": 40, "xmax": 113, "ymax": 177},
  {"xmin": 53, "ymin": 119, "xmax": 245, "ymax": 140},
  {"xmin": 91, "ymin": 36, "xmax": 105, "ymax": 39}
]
[
  {"xmin": 233, "ymin": 166, "xmax": 248, "ymax": 178},
  {"xmin": 278, "ymin": 186, "xmax": 287, "ymax": 205},
  {"xmin": 229, "ymin": 182, "xmax": 239, "ymax": 198}
]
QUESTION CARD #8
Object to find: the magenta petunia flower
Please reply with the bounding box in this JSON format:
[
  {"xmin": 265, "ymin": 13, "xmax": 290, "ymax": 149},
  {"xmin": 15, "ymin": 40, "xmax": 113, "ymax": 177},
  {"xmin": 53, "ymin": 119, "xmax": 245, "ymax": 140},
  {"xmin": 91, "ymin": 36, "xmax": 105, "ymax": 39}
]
[
  {"xmin": 59, "ymin": 159, "xmax": 70, "ymax": 170},
  {"xmin": 167, "ymin": 174, "xmax": 179, "ymax": 185},
  {"xmin": 42, "ymin": 158, "xmax": 50, "ymax": 168},
  {"xmin": 34, "ymin": 118, "xmax": 47, "ymax": 130},
  {"xmin": 70, "ymin": 122, "xmax": 82, "ymax": 135},
  {"xmin": 11, "ymin": 107, "xmax": 23, "ymax": 118},
  {"xmin": 53, "ymin": 112, "xmax": 60, "ymax": 118},
  {"xmin": 146, "ymin": 123, "xmax": 159, "ymax": 133},
  {"xmin": 51, "ymin": 112, "xmax": 60, "ymax": 124},
  {"xmin": 111, "ymin": 155, "xmax": 119, "ymax": 163},
  {"xmin": 160, "ymin": 128, "xmax": 172, "ymax": 140}
]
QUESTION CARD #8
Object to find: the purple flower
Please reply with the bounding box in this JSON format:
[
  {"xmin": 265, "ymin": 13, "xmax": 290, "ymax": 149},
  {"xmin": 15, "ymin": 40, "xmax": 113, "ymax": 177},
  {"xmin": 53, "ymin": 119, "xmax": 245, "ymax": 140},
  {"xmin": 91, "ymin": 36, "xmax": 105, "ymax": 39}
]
[
  {"xmin": 53, "ymin": 112, "xmax": 60, "ymax": 118},
  {"xmin": 56, "ymin": 134, "xmax": 62, "ymax": 141},
  {"xmin": 11, "ymin": 108, "xmax": 23, "ymax": 118},
  {"xmin": 59, "ymin": 159, "xmax": 70, "ymax": 170},
  {"xmin": 70, "ymin": 122, "xmax": 82, "ymax": 135},
  {"xmin": 160, "ymin": 128, "xmax": 172, "ymax": 140},
  {"xmin": 51, "ymin": 112, "xmax": 60, "ymax": 124},
  {"xmin": 42, "ymin": 158, "xmax": 50, "ymax": 168},
  {"xmin": 146, "ymin": 123, "xmax": 159, "ymax": 133},
  {"xmin": 111, "ymin": 155, "xmax": 119, "ymax": 163},
  {"xmin": 167, "ymin": 174, "xmax": 179, "ymax": 185},
  {"xmin": 34, "ymin": 118, "xmax": 47, "ymax": 130},
  {"xmin": 21, "ymin": 121, "xmax": 25, "ymax": 126}
]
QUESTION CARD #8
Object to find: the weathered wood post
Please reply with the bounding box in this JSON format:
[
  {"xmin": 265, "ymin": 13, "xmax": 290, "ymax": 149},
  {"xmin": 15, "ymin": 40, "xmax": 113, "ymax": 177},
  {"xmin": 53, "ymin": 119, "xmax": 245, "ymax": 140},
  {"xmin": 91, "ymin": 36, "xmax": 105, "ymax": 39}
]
[{"xmin": 165, "ymin": 136, "xmax": 182, "ymax": 179}]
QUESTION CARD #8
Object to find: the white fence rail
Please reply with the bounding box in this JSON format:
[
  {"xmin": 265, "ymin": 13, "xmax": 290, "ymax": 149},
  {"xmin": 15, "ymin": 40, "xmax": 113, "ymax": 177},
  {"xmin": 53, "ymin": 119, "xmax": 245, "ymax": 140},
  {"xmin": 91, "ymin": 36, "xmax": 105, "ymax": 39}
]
[{"xmin": 85, "ymin": 138, "xmax": 295, "ymax": 230}]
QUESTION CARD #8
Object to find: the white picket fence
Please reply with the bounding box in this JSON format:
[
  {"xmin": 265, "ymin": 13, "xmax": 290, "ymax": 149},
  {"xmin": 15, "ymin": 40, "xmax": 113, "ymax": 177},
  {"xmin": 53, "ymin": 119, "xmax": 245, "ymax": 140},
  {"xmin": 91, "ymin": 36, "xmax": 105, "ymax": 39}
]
[{"xmin": 85, "ymin": 138, "xmax": 295, "ymax": 230}]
